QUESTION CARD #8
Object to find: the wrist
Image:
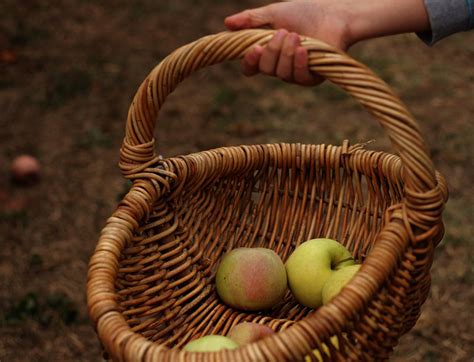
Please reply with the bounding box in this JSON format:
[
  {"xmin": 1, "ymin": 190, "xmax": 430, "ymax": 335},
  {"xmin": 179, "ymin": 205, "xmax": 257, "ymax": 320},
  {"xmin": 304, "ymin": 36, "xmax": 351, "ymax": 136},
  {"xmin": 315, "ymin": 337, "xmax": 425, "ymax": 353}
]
[
  {"xmin": 321, "ymin": 0, "xmax": 367, "ymax": 50},
  {"xmin": 344, "ymin": 0, "xmax": 430, "ymax": 46}
]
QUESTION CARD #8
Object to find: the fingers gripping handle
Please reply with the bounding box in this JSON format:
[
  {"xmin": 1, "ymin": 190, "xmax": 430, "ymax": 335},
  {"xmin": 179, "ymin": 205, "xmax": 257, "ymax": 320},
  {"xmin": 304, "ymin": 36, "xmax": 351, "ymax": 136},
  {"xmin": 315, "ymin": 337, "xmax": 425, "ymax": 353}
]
[{"xmin": 119, "ymin": 29, "xmax": 441, "ymax": 212}]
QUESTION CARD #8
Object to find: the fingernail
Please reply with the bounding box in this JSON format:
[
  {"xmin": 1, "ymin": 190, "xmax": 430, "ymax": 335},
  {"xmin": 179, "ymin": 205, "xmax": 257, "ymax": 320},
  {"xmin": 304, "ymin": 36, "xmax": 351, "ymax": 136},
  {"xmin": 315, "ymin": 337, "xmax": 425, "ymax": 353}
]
[{"xmin": 254, "ymin": 45, "xmax": 263, "ymax": 54}]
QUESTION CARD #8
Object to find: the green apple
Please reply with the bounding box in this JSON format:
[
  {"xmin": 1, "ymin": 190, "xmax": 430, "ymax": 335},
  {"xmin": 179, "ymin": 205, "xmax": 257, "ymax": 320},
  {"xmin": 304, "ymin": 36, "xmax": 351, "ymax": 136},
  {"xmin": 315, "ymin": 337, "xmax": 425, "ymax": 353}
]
[
  {"xmin": 322, "ymin": 264, "xmax": 361, "ymax": 305},
  {"xmin": 183, "ymin": 335, "xmax": 239, "ymax": 352},
  {"xmin": 227, "ymin": 322, "xmax": 275, "ymax": 345},
  {"xmin": 285, "ymin": 238, "xmax": 355, "ymax": 308}
]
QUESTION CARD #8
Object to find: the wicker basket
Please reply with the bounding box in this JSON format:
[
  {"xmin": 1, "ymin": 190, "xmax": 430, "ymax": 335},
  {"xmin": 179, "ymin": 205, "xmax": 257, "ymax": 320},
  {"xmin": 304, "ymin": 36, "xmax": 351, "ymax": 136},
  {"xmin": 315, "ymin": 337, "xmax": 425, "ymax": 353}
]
[{"xmin": 87, "ymin": 29, "xmax": 448, "ymax": 361}]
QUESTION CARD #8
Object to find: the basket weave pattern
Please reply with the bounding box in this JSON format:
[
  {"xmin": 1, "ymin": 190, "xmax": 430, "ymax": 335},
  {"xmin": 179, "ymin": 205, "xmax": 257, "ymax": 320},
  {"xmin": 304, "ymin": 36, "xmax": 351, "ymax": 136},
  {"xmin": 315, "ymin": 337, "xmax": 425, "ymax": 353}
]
[{"xmin": 87, "ymin": 30, "xmax": 448, "ymax": 361}]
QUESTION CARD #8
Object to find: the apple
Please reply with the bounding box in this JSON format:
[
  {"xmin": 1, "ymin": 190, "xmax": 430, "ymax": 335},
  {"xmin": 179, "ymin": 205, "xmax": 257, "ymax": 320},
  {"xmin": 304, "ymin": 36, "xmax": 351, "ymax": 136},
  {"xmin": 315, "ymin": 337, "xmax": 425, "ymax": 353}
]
[
  {"xmin": 10, "ymin": 155, "xmax": 40, "ymax": 185},
  {"xmin": 216, "ymin": 247, "xmax": 287, "ymax": 311},
  {"xmin": 183, "ymin": 335, "xmax": 239, "ymax": 352},
  {"xmin": 305, "ymin": 335, "xmax": 339, "ymax": 361},
  {"xmin": 322, "ymin": 264, "xmax": 361, "ymax": 305},
  {"xmin": 285, "ymin": 238, "xmax": 355, "ymax": 308},
  {"xmin": 227, "ymin": 322, "xmax": 274, "ymax": 345}
]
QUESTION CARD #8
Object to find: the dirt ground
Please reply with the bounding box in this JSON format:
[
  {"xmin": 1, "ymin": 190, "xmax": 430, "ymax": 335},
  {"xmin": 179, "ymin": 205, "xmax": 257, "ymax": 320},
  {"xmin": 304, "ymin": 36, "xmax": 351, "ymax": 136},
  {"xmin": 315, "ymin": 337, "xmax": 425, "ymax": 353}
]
[{"xmin": 1, "ymin": 1, "xmax": 473, "ymax": 361}]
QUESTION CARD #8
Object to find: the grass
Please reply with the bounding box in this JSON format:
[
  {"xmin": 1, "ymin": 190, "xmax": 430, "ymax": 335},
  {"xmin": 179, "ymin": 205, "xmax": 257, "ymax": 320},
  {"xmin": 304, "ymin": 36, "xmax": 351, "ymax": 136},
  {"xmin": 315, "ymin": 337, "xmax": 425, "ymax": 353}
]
[
  {"xmin": 315, "ymin": 82, "xmax": 349, "ymax": 102},
  {"xmin": 29, "ymin": 253, "xmax": 43, "ymax": 268},
  {"xmin": 213, "ymin": 85, "xmax": 237, "ymax": 108},
  {"xmin": 352, "ymin": 53, "xmax": 395, "ymax": 84},
  {"xmin": 1, "ymin": 292, "xmax": 79, "ymax": 327},
  {"xmin": 0, "ymin": 210, "xmax": 29, "ymax": 228},
  {"xmin": 425, "ymin": 350, "xmax": 441, "ymax": 362},
  {"xmin": 438, "ymin": 198, "xmax": 474, "ymax": 285},
  {"xmin": 44, "ymin": 68, "xmax": 93, "ymax": 109},
  {"xmin": 78, "ymin": 127, "xmax": 113, "ymax": 150},
  {"xmin": 1, "ymin": 8, "xmax": 50, "ymax": 47},
  {"xmin": 116, "ymin": 180, "xmax": 133, "ymax": 202}
]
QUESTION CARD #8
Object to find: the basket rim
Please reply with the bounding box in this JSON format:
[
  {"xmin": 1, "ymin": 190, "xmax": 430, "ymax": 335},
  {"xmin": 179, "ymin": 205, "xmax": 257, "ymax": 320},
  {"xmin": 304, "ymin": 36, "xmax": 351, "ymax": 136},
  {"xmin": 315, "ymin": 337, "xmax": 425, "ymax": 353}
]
[{"xmin": 88, "ymin": 141, "xmax": 447, "ymax": 361}]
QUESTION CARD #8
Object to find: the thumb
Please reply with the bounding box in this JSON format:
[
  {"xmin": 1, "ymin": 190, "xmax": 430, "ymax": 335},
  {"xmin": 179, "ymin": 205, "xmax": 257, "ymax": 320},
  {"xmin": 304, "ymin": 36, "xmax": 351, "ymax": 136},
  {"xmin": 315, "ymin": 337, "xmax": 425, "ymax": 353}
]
[{"xmin": 224, "ymin": 5, "xmax": 275, "ymax": 30}]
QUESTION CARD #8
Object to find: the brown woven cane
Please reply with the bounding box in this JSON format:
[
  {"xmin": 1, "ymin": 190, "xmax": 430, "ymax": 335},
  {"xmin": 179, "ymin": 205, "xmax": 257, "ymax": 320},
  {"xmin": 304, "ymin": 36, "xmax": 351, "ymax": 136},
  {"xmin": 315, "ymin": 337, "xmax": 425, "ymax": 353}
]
[{"xmin": 87, "ymin": 29, "xmax": 448, "ymax": 361}]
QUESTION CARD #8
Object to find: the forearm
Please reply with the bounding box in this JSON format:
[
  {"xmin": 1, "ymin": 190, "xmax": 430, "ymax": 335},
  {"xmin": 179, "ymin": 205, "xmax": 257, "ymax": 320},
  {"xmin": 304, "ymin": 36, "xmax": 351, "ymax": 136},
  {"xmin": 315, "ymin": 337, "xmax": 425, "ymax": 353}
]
[{"xmin": 345, "ymin": 0, "xmax": 431, "ymax": 45}]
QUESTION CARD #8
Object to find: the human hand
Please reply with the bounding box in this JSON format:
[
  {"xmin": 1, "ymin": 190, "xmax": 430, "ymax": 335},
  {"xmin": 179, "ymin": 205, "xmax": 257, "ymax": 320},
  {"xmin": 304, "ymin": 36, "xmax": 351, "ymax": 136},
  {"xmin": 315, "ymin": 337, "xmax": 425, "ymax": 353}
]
[
  {"xmin": 225, "ymin": 0, "xmax": 431, "ymax": 85},
  {"xmin": 224, "ymin": 1, "xmax": 352, "ymax": 86},
  {"xmin": 239, "ymin": 29, "xmax": 322, "ymax": 86}
]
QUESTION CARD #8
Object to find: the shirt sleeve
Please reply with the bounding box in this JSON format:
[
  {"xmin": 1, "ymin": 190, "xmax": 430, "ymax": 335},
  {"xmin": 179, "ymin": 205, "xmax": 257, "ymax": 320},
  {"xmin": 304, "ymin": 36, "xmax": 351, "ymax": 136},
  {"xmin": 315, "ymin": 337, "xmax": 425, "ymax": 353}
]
[{"xmin": 418, "ymin": 0, "xmax": 474, "ymax": 45}]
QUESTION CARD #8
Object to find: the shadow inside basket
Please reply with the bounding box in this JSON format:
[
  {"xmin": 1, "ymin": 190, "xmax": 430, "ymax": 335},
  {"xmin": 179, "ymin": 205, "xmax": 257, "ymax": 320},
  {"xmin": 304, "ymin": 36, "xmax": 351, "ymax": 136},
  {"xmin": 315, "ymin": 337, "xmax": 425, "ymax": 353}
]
[{"xmin": 113, "ymin": 142, "xmax": 404, "ymax": 349}]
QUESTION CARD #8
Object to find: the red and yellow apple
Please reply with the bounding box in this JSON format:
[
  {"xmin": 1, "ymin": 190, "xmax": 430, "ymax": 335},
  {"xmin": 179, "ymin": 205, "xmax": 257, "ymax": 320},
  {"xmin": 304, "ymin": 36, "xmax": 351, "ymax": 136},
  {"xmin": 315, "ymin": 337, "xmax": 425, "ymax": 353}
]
[{"xmin": 216, "ymin": 247, "xmax": 287, "ymax": 311}]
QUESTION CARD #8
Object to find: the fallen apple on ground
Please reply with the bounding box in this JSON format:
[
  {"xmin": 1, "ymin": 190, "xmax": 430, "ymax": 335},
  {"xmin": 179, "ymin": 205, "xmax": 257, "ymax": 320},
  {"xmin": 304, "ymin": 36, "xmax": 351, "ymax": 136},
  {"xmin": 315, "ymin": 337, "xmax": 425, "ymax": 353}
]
[
  {"xmin": 10, "ymin": 154, "xmax": 40, "ymax": 185},
  {"xmin": 285, "ymin": 238, "xmax": 355, "ymax": 308}
]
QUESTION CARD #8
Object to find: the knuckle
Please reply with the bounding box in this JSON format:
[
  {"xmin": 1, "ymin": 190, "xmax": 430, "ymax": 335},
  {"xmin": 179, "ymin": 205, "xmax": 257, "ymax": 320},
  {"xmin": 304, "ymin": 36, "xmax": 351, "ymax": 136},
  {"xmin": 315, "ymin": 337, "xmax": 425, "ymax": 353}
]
[
  {"xmin": 282, "ymin": 47, "xmax": 295, "ymax": 58},
  {"xmin": 266, "ymin": 42, "xmax": 281, "ymax": 54}
]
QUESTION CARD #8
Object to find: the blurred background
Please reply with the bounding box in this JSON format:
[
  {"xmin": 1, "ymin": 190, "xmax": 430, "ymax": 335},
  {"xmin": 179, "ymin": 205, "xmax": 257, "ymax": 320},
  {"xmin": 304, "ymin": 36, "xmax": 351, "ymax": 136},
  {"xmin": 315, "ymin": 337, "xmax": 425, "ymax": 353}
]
[{"xmin": 0, "ymin": 1, "xmax": 472, "ymax": 361}]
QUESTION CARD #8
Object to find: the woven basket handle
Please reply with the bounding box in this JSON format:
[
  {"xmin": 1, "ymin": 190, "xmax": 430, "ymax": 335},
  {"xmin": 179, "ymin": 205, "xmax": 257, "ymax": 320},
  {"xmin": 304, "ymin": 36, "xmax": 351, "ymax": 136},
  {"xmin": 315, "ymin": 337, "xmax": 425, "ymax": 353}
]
[{"xmin": 120, "ymin": 29, "xmax": 441, "ymax": 215}]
